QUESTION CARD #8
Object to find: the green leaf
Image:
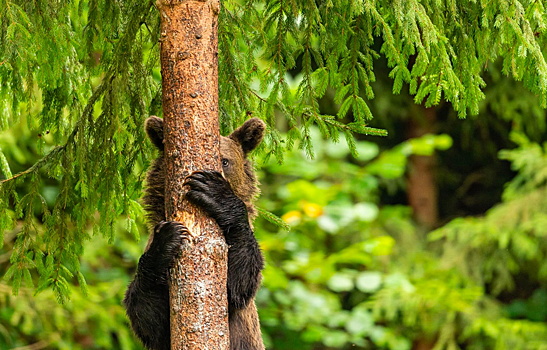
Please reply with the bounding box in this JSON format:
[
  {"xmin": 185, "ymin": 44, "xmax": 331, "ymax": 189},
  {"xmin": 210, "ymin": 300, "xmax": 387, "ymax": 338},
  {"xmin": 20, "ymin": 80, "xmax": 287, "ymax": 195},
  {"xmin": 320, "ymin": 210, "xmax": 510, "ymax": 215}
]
[
  {"xmin": 346, "ymin": 308, "xmax": 374, "ymax": 335},
  {"xmin": 77, "ymin": 271, "xmax": 88, "ymax": 297},
  {"xmin": 356, "ymin": 271, "xmax": 383, "ymax": 292},
  {"xmin": 354, "ymin": 141, "xmax": 379, "ymax": 161},
  {"xmin": 312, "ymin": 67, "xmax": 329, "ymax": 98},
  {"xmin": 337, "ymin": 96, "xmax": 353, "ymax": 118},
  {"xmin": 322, "ymin": 330, "xmax": 349, "ymax": 348},
  {"xmin": 334, "ymin": 85, "xmax": 351, "ymax": 105},
  {"xmin": 327, "ymin": 272, "xmax": 354, "ymax": 292},
  {"xmin": 0, "ymin": 147, "xmax": 13, "ymax": 179}
]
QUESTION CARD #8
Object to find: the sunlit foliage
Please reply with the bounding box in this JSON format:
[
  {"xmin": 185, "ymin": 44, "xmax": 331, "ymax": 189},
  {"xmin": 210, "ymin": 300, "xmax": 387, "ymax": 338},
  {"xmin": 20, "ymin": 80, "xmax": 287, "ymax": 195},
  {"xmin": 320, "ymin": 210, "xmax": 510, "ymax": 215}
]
[{"xmin": 1, "ymin": 1, "xmax": 547, "ymax": 349}]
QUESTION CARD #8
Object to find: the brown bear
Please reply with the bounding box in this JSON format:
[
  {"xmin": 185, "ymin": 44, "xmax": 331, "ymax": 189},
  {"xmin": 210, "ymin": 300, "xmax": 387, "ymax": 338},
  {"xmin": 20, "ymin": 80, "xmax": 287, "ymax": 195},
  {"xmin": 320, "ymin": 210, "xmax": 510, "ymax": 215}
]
[{"xmin": 124, "ymin": 116, "xmax": 266, "ymax": 350}]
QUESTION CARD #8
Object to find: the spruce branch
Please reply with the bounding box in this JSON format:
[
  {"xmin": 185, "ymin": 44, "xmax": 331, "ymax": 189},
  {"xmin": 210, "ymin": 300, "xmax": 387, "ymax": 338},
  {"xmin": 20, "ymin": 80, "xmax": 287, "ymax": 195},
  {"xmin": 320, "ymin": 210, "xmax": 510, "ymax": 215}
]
[{"xmin": 0, "ymin": 74, "xmax": 113, "ymax": 186}]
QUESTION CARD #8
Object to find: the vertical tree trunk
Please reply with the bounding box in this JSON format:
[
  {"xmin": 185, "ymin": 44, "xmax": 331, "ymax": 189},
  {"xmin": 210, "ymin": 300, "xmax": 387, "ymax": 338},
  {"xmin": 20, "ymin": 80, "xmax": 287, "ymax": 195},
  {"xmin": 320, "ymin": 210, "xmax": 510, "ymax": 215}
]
[
  {"xmin": 408, "ymin": 106, "xmax": 438, "ymax": 350},
  {"xmin": 157, "ymin": 0, "xmax": 229, "ymax": 349},
  {"xmin": 407, "ymin": 106, "xmax": 439, "ymax": 230}
]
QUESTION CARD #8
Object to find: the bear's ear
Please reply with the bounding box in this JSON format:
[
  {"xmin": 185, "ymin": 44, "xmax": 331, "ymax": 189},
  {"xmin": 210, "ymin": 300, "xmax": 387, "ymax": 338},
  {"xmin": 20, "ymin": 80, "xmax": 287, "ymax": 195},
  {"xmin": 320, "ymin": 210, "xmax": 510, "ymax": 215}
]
[
  {"xmin": 145, "ymin": 116, "xmax": 164, "ymax": 151},
  {"xmin": 229, "ymin": 118, "xmax": 266, "ymax": 155}
]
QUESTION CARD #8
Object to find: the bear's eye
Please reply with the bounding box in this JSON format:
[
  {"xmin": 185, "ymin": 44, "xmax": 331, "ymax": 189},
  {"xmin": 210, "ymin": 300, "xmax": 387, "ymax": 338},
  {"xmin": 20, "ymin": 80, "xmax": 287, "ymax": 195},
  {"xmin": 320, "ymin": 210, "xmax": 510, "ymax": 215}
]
[{"xmin": 222, "ymin": 158, "xmax": 229, "ymax": 168}]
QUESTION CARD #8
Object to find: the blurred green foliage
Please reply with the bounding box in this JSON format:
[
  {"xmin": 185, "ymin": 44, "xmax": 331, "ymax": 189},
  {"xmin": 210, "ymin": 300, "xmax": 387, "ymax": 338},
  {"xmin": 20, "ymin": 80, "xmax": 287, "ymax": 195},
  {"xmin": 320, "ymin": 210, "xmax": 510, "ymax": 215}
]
[
  {"xmin": 2, "ymin": 120, "xmax": 547, "ymax": 349},
  {"xmin": 253, "ymin": 129, "xmax": 547, "ymax": 350}
]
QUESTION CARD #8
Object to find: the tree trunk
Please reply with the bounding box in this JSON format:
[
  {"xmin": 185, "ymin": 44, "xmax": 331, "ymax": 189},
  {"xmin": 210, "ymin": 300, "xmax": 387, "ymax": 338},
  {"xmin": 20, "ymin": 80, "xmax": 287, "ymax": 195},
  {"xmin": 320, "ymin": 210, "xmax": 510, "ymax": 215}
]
[
  {"xmin": 407, "ymin": 106, "xmax": 439, "ymax": 230},
  {"xmin": 157, "ymin": 0, "xmax": 229, "ymax": 349},
  {"xmin": 407, "ymin": 106, "xmax": 438, "ymax": 350},
  {"xmin": 412, "ymin": 339, "xmax": 436, "ymax": 350}
]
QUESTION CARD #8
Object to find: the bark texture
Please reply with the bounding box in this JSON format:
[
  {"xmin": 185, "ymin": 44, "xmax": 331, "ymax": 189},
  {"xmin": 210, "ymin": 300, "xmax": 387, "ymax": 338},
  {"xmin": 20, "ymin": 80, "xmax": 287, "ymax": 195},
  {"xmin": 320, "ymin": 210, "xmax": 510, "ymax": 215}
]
[{"xmin": 157, "ymin": 0, "xmax": 229, "ymax": 349}]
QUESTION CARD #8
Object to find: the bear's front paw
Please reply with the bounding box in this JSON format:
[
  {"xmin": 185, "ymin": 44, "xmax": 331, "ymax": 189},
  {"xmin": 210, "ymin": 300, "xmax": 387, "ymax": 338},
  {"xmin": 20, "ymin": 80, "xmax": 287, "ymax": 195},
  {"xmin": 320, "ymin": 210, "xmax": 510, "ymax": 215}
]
[
  {"xmin": 184, "ymin": 171, "xmax": 247, "ymax": 228},
  {"xmin": 146, "ymin": 221, "xmax": 188, "ymax": 273}
]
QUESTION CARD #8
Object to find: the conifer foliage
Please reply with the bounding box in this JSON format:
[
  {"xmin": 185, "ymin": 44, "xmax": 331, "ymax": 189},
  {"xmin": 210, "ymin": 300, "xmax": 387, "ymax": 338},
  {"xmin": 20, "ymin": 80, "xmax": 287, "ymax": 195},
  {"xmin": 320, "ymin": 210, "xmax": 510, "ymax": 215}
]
[{"xmin": 1, "ymin": 0, "xmax": 546, "ymax": 304}]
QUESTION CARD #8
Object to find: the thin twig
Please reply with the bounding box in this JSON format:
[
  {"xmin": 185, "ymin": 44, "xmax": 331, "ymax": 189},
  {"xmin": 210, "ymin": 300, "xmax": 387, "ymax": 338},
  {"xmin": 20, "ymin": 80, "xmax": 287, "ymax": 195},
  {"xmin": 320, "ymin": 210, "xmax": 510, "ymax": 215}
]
[
  {"xmin": 249, "ymin": 89, "xmax": 267, "ymax": 103},
  {"xmin": 0, "ymin": 146, "xmax": 65, "ymax": 184}
]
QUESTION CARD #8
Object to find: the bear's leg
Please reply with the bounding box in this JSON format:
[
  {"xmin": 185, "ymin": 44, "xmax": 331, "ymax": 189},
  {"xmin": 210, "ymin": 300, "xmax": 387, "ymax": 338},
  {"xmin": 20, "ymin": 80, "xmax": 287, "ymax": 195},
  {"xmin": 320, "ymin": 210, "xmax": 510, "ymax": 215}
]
[{"xmin": 124, "ymin": 221, "xmax": 186, "ymax": 350}]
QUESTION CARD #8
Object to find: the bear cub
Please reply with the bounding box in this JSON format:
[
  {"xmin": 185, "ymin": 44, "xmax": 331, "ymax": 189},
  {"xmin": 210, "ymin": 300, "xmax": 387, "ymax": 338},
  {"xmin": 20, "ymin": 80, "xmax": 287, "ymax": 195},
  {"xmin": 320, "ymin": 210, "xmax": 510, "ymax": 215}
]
[{"xmin": 124, "ymin": 116, "xmax": 266, "ymax": 350}]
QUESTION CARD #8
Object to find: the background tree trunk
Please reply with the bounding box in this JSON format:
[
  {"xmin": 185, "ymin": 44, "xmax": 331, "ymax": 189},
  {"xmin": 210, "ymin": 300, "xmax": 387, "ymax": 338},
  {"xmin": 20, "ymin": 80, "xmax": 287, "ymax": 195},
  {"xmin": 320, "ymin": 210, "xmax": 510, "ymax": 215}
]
[
  {"xmin": 408, "ymin": 106, "xmax": 438, "ymax": 350},
  {"xmin": 157, "ymin": 0, "xmax": 229, "ymax": 349},
  {"xmin": 407, "ymin": 106, "xmax": 439, "ymax": 230}
]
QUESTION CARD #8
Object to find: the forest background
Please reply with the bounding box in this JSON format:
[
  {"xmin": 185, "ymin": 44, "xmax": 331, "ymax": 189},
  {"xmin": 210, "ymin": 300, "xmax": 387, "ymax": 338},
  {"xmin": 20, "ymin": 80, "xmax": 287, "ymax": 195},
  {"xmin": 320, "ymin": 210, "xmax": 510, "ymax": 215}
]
[{"xmin": 1, "ymin": 1, "xmax": 547, "ymax": 349}]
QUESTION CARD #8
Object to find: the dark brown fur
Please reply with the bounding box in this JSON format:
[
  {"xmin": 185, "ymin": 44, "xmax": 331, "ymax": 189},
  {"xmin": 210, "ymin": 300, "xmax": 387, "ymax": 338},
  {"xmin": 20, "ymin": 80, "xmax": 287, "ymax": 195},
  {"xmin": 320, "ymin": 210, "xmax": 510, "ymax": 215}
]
[
  {"xmin": 125, "ymin": 116, "xmax": 266, "ymax": 350},
  {"xmin": 142, "ymin": 116, "xmax": 262, "ymax": 226}
]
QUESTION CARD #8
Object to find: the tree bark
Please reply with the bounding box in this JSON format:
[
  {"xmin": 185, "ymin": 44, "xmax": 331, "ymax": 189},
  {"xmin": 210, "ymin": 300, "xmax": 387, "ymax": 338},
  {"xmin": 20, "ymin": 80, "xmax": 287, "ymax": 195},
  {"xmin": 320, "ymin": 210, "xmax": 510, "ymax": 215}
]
[
  {"xmin": 157, "ymin": 0, "xmax": 229, "ymax": 349},
  {"xmin": 407, "ymin": 106, "xmax": 439, "ymax": 230}
]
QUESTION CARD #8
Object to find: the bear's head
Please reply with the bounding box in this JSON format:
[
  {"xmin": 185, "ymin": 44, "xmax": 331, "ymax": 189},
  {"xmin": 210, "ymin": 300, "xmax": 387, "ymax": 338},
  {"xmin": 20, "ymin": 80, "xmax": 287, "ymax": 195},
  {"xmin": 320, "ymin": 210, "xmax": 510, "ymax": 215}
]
[{"xmin": 144, "ymin": 116, "xmax": 265, "ymax": 220}]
